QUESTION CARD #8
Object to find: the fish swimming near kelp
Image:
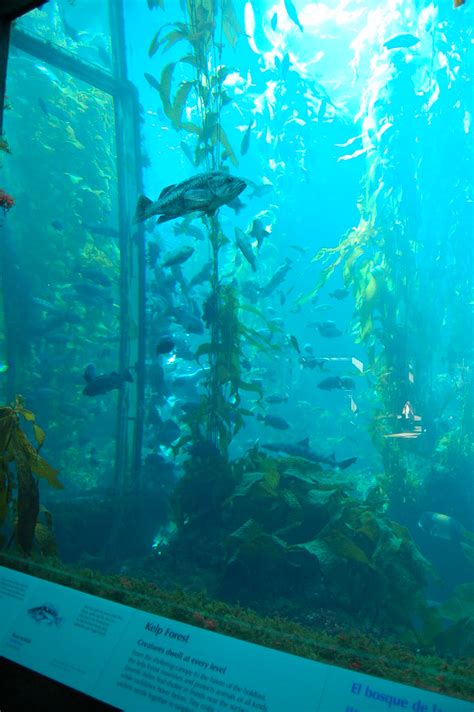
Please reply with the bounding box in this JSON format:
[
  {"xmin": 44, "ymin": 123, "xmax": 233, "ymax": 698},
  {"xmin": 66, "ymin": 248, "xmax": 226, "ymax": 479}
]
[
  {"xmin": 134, "ymin": 172, "xmax": 247, "ymax": 224},
  {"xmin": 82, "ymin": 363, "xmax": 133, "ymax": 396},
  {"xmin": 235, "ymin": 227, "xmax": 257, "ymax": 272},
  {"xmin": 162, "ymin": 245, "xmax": 195, "ymax": 268},
  {"xmin": 257, "ymin": 414, "xmax": 290, "ymax": 430},
  {"xmin": 262, "ymin": 437, "xmax": 357, "ymax": 470},
  {"xmin": 418, "ymin": 512, "xmax": 474, "ymax": 543}
]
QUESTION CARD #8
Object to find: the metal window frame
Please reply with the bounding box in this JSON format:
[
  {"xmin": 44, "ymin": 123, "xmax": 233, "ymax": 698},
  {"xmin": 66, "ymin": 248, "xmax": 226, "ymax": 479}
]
[{"xmin": 1, "ymin": 1, "xmax": 146, "ymax": 497}]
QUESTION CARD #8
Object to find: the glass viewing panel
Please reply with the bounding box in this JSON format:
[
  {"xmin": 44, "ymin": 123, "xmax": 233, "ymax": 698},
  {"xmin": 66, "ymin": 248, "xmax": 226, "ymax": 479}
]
[
  {"xmin": 15, "ymin": 0, "xmax": 113, "ymax": 72},
  {"xmin": 0, "ymin": 0, "xmax": 472, "ymax": 704},
  {"xmin": 2, "ymin": 48, "xmax": 119, "ymax": 513}
]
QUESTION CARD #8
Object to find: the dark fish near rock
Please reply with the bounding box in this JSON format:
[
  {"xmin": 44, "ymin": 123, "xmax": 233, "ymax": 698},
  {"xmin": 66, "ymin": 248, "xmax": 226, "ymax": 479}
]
[
  {"xmin": 316, "ymin": 321, "xmax": 342, "ymax": 338},
  {"xmin": 299, "ymin": 356, "xmax": 327, "ymax": 370},
  {"xmin": 82, "ymin": 363, "xmax": 133, "ymax": 396},
  {"xmin": 329, "ymin": 288, "xmax": 349, "ymax": 300},
  {"xmin": 318, "ymin": 376, "xmax": 355, "ymax": 391},
  {"xmin": 156, "ymin": 335, "xmax": 175, "ymax": 355},
  {"xmin": 162, "ymin": 245, "xmax": 194, "ymax": 268},
  {"xmin": 318, "ymin": 376, "xmax": 344, "ymax": 391},
  {"xmin": 81, "ymin": 222, "xmax": 119, "ymax": 238},
  {"xmin": 257, "ymin": 414, "xmax": 290, "ymax": 430},
  {"xmin": 265, "ymin": 394, "xmax": 289, "ymax": 404},
  {"xmin": 134, "ymin": 171, "xmax": 247, "ymax": 224},
  {"xmin": 157, "ymin": 418, "xmax": 180, "ymax": 446},
  {"xmin": 262, "ymin": 437, "xmax": 357, "ymax": 470},
  {"xmin": 78, "ymin": 267, "xmax": 112, "ymax": 287}
]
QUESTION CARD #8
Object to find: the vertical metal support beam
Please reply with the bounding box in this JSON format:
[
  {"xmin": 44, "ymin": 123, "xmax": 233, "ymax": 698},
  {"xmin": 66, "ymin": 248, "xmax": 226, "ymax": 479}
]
[
  {"xmin": 0, "ymin": 19, "xmax": 10, "ymax": 136},
  {"xmin": 109, "ymin": 0, "xmax": 146, "ymax": 492}
]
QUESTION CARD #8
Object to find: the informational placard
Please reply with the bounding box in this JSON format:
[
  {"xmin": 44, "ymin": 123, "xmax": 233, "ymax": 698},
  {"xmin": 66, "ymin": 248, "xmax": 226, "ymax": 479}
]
[{"xmin": 0, "ymin": 567, "xmax": 471, "ymax": 712}]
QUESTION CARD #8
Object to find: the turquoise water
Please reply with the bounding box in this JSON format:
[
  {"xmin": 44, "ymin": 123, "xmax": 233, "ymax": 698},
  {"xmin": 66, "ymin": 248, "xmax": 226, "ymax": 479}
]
[{"xmin": 0, "ymin": 0, "xmax": 472, "ymax": 665}]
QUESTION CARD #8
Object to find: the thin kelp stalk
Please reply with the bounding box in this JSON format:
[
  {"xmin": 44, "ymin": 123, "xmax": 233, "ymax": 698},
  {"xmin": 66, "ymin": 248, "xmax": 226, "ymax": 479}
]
[
  {"xmin": 309, "ymin": 8, "xmax": 473, "ymax": 517},
  {"xmin": 208, "ymin": 213, "xmax": 221, "ymax": 447},
  {"xmin": 147, "ymin": 0, "xmax": 245, "ymax": 455}
]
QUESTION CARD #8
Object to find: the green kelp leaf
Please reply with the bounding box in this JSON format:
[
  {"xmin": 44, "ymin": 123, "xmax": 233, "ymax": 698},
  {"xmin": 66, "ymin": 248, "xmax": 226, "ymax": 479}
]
[
  {"xmin": 32, "ymin": 424, "xmax": 45, "ymax": 451},
  {"xmin": 359, "ymin": 316, "xmax": 373, "ymax": 342},
  {"xmin": 200, "ymin": 112, "xmax": 219, "ymax": 143},
  {"xmin": 232, "ymin": 472, "xmax": 267, "ymax": 500},
  {"xmin": 0, "ymin": 459, "xmax": 11, "ymax": 524},
  {"xmin": 281, "ymin": 489, "xmax": 301, "ymax": 514},
  {"xmin": 0, "ymin": 410, "xmax": 15, "ymax": 454},
  {"xmin": 322, "ymin": 530, "xmax": 375, "ymax": 568},
  {"xmin": 18, "ymin": 407, "xmax": 35, "ymax": 422},
  {"xmin": 440, "ymin": 583, "xmax": 474, "ymax": 622},
  {"xmin": 162, "ymin": 28, "xmax": 190, "ymax": 53},
  {"xmin": 297, "ymin": 264, "xmax": 336, "ymax": 308},
  {"xmin": 31, "ymin": 456, "xmax": 62, "ymax": 490},
  {"xmin": 195, "ymin": 342, "xmax": 212, "ymax": 360},
  {"xmin": 228, "ymin": 523, "xmax": 288, "ymax": 562},
  {"xmin": 294, "ymin": 539, "xmax": 333, "ymax": 569},
  {"xmin": 305, "ymin": 487, "xmax": 343, "ymax": 510},
  {"xmin": 181, "ymin": 122, "xmax": 201, "ymax": 136},
  {"xmin": 221, "ymin": 0, "xmax": 244, "ymax": 47},
  {"xmin": 349, "ymin": 509, "xmax": 380, "ymax": 541},
  {"xmin": 170, "ymin": 81, "xmax": 195, "ymax": 129},
  {"xmin": 211, "ymin": 125, "xmax": 238, "ymax": 166},
  {"xmin": 12, "ymin": 428, "xmax": 61, "ymax": 489},
  {"xmin": 147, "ymin": 0, "xmax": 165, "ymax": 8},
  {"xmin": 365, "ymin": 274, "xmax": 377, "ymax": 302},
  {"xmin": 239, "ymin": 302, "xmax": 270, "ymax": 322},
  {"xmin": 158, "ymin": 62, "xmax": 177, "ymax": 116},
  {"xmin": 148, "ymin": 24, "xmax": 170, "ymax": 57},
  {"xmin": 342, "ymin": 245, "xmax": 364, "ymax": 282},
  {"xmin": 461, "ymin": 542, "xmax": 474, "ymax": 567},
  {"xmin": 237, "ymin": 379, "xmax": 263, "ymax": 400},
  {"xmin": 144, "ymin": 72, "xmax": 161, "ymax": 92}
]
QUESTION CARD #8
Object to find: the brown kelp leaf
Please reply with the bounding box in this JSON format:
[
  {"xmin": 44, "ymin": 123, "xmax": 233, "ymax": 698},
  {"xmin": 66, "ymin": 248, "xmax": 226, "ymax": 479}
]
[
  {"xmin": 30, "ymin": 456, "xmax": 63, "ymax": 489},
  {"xmin": 180, "ymin": 122, "xmax": 201, "ymax": 136},
  {"xmin": 221, "ymin": 0, "xmax": 244, "ymax": 47},
  {"xmin": 170, "ymin": 81, "xmax": 195, "ymax": 129},
  {"xmin": 195, "ymin": 342, "xmax": 212, "ymax": 360},
  {"xmin": 144, "ymin": 72, "xmax": 161, "ymax": 91},
  {"xmin": 34, "ymin": 521, "xmax": 58, "ymax": 557},
  {"xmin": 162, "ymin": 24, "xmax": 190, "ymax": 52},
  {"xmin": 18, "ymin": 407, "xmax": 35, "ymax": 422},
  {"xmin": 323, "ymin": 531, "xmax": 375, "ymax": 568},
  {"xmin": 0, "ymin": 459, "xmax": 11, "ymax": 524},
  {"xmin": 0, "ymin": 409, "xmax": 15, "ymax": 454},
  {"xmin": 158, "ymin": 62, "xmax": 177, "ymax": 116},
  {"xmin": 211, "ymin": 125, "xmax": 238, "ymax": 166},
  {"xmin": 33, "ymin": 424, "xmax": 46, "ymax": 451},
  {"xmin": 148, "ymin": 26, "xmax": 169, "ymax": 57}
]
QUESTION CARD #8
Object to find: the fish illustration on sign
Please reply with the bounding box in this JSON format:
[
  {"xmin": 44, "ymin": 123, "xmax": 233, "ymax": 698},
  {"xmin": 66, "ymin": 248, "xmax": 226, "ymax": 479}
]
[{"xmin": 28, "ymin": 603, "xmax": 63, "ymax": 626}]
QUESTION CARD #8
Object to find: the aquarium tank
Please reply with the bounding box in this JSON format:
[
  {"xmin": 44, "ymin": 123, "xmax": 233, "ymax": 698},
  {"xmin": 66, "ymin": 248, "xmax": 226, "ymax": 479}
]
[{"xmin": 0, "ymin": 0, "xmax": 473, "ymax": 702}]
